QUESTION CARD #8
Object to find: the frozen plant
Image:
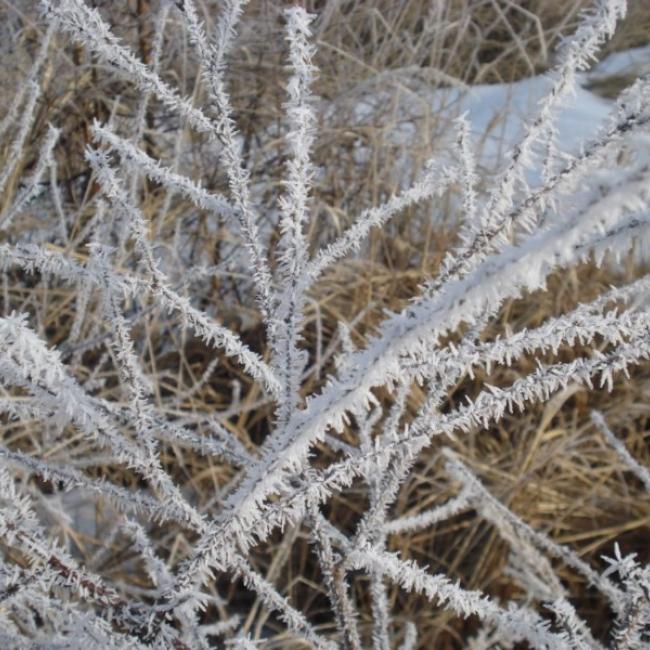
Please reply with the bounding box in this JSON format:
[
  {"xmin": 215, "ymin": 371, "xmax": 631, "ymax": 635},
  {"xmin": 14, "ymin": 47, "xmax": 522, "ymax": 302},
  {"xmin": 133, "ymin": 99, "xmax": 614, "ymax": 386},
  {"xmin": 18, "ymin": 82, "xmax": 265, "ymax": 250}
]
[{"xmin": 0, "ymin": 0, "xmax": 649, "ymax": 647}]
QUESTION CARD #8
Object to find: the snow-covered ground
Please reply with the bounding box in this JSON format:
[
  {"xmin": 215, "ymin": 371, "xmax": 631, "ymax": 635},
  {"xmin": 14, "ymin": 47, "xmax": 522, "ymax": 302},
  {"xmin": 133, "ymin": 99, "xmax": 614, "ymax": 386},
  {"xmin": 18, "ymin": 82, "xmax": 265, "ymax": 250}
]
[
  {"xmin": 458, "ymin": 44, "xmax": 650, "ymax": 169},
  {"xmin": 341, "ymin": 45, "xmax": 649, "ymax": 180}
]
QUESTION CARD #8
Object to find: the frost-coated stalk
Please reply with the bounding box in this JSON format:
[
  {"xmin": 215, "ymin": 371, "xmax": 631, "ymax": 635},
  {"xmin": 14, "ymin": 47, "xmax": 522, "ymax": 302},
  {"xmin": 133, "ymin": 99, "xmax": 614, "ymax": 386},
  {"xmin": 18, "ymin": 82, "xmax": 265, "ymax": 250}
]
[
  {"xmin": 91, "ymin": 243, "xmax": 159, "ymax": 463},
  {"xmin": 355, "ymin": 405, "xmax": 391, "ymax": 650},
  {"xmin": 230, "ymin": 554, "xmax": 335, "ymax": 650},
  {"xmin": 0, "ymin": 21, "xmax": 55, "ymax": 140},
  {"xmin": 178, "ymin": 0, "xmax": 275, "ymax": 325},
  {"xmin": 86, "ymin": 149, "xmax": 281, "ymax": 396},
  {"xmin": 0, "ymin": 82, "xmax": 41, "ymax": 202},
  {"xmin": 346, "ymin": 546, "xmax": 572, "ymax": 649},
  {"xmin": 310, "ymin": 512, "xmax": 362, "ymax": 650},
  {"xmin": 398, "ymin": 622, "xmax": 417, "ymax": 650},
  {"xmin": 306, "ymin": 161, "xmax": 456, "ymax": 282},
  {"xmin": 271, "ymin": 8, "xmax": 317, "ymax": 432},
  {"xmin": 592, "ymin": 411, "xmax": 650, "ymax": 493},
  {"xmin": 0, "ymin": 125, "xmax": 60, "ymax": 229},
  {"xmin": 454, "ymin": 112, "xmax": 478, "ymax": 228},
  {"xmin": 91, "ymin": 122, "xmax": 237, "ymax": 219},
  {"xmin": 443, "ymin": 451, "xmax": 624, "ymax": 612},
  {"xmin": 383, "ymin": 489, "xmax": 472, "ymax": 535},
  {"xmin": 129, "ymin": 1, "xmax": 170, "ymax": 199}
]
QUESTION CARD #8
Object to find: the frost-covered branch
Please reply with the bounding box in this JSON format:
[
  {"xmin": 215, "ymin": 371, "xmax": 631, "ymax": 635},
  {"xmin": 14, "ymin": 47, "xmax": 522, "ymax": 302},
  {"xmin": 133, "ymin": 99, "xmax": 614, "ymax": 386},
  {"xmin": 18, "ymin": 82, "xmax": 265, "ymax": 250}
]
[{"xmin": 592, "ymin": 411, "xmax": 650, "ymax": 494}]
